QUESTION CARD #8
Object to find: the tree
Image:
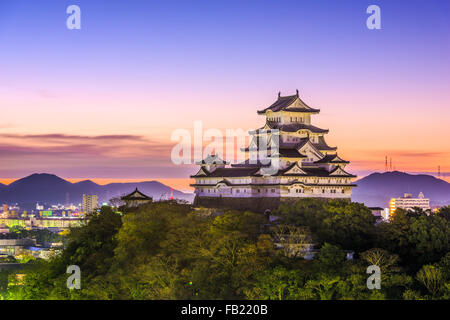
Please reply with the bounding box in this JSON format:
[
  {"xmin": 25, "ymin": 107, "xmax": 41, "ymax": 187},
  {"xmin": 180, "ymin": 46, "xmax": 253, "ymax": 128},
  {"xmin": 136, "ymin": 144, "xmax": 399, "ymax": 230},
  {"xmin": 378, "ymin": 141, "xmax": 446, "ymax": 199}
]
[
  {"xmin": 336, "ymin": 274, "xmax": 385, "ymax": 300},
  {"xmin": 273, "ymin": 225, "xmax": 312, "ymax": 258},
  {"xmin": 304, "ymin": 275, "xmax": 340, "ymax": 300},
  {"xmin": 316, "ymin": 243, "xmax": 346, "ymax": 274},
  {"xmin": 276, "ymin": 199, "xmax": 376, "ymax": 251},
  {"xmin": 247, "ymin": 266, "xmax": 306, "ymax": 300},
  {"xmin": 416, "ymin": 265, "xmax": 444, "ymax": 297},
  {"xmin": 437, "ymin": 252, "xmax": 450, "ymax": 280},
  {"xmin": 437, "ymin": 206, "xmax": 450, "ymax": 221},
  {"xmin": 108, "ymin": 197, "xmax": 125, "ymax": 208},
  {"xmin": 360, "ymin": 248, "xmax": 400, "ymax": 274},
  {"xmin": 378, "ymin": 210, "xmax": 450, "ymax": 268}
]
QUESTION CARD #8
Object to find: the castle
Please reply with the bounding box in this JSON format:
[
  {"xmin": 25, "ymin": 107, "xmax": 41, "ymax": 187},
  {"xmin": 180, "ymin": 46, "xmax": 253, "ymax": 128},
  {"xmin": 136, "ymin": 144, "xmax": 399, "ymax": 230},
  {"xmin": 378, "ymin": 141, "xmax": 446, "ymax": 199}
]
[{"xmin": 191, "ymin": 91, "xmax": 356, "ymax": 212}]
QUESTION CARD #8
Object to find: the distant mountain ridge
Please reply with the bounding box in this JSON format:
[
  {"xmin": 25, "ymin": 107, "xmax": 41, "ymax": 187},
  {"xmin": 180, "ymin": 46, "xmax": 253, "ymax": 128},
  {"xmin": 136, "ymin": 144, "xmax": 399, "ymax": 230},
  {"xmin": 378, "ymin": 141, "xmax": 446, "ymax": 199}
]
[
  {"xmin": 352, "ymin": 171, "xmax": 450, "ymax": 207},
  {"xmin": 2, "ymin": 171, "xmax": 448, "ymax": 211},
  {"xmin": 0, "ymin": 173, "xmax": 194, "ymax": 209}
]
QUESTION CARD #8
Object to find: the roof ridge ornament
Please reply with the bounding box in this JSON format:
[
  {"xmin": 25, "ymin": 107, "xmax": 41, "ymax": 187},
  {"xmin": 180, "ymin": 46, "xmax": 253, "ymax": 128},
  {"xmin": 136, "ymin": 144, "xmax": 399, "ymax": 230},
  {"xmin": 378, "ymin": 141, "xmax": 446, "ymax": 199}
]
[
  {"xmin": 278, "ymin": 91, "xmax": 281, "ymax": 99},
  {"xmin": 296, "ymin": 89, "xmax": 299, "ymax": 97}
]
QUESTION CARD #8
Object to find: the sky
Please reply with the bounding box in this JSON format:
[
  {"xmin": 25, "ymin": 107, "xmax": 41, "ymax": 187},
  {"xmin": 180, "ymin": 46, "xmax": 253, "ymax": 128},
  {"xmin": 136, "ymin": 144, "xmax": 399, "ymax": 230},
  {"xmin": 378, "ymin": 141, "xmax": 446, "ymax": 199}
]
[{"xmin": 0, "ymin": 0, "xmax": 449, "ymax": 191}]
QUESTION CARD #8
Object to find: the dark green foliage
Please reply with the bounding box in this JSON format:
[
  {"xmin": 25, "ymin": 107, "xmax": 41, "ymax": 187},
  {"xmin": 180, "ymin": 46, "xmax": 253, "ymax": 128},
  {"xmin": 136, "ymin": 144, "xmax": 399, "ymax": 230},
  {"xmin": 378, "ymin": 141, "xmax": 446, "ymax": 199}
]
[
  {"xmin": 315, "ymin": 243, "xmax": 346, "ymax": 273},
  {"xmin": 377, "ymin": 209, "xmax": 450, "ymax": 269},
  {"xmin": 437, "ymin": 206, "xmax": 450, "ymax": 222},
  {"xmin": 4, "ymin": 199, "xmax": 449, "ymax": 300},
  {"xmin": 275, "ymin": 199, "xmax": 376, "ymax": 251}
]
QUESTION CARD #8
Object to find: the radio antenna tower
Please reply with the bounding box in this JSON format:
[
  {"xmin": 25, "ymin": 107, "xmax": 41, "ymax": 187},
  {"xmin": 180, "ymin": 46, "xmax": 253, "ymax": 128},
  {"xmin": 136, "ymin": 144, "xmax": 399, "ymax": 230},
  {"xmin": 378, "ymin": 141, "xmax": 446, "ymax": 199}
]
[
  {"xmin": 385, "ymin": 156, "xmax": 388, "ymax": 172},
  {"xmin": 389, "ymin": 157, "xmax": 392, "ymax": 171},
  {"xmin": 438, "ymin": 165, "xmax": 441, "ymax": 178}
]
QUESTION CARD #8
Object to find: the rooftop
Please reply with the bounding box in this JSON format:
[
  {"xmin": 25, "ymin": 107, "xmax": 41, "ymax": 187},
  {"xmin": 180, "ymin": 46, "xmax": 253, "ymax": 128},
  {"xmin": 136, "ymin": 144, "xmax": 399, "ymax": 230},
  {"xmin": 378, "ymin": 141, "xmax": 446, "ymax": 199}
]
[
  {"xmin": 257, "ymin": 91, "xmax": 320, "ymax": 114},
  {"xmin": 121, "ymin": 188, "xmax": 153, "ymax": 201}
]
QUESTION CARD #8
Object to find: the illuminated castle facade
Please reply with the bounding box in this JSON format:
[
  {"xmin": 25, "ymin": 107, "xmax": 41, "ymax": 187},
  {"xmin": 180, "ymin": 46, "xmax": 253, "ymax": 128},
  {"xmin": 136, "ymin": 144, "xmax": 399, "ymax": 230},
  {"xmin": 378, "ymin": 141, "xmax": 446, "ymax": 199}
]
[{"xmin": 191, "ymin": 91, "xmax": 356, "ymax": 211}]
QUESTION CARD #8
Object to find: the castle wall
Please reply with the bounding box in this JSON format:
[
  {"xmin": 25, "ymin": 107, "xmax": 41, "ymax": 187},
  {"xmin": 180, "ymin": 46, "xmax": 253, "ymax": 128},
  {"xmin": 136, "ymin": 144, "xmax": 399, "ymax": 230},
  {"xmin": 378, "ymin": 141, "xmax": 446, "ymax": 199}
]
[{"xmin": 193, "ymin": 196, "xmax": 351, "ymax": 213}]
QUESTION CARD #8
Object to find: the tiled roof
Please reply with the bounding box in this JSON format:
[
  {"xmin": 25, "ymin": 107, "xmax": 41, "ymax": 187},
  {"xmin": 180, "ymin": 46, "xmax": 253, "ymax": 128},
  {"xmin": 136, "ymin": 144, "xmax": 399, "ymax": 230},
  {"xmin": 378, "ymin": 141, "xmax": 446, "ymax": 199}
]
[
  {"xmin": 231, "ymin": 160, "xmax": 271, "ymax": 167},
  {"xmin": 195, "ymin": 154, "xmax": 228, "ymax": 165},
  {"xmin": 205, "ymin": 167, "xmax": 261, "ymax": 177},
  {"xmin": 315, "ymin": 154, "xmax": 349, "ymax": 164},
  {"xmin": 257, "ymin": 92, "xmax": 320, "ymax": 114},
  {"xmin": 252, "ymin": 122, "xmax": 329, "ymax": 134},
  {"xmin": 121, "ymin": 188, "xmax": 152, "ymax": 200},
  {"xmin": 314, "ymin": 136, "xmax": 337, "ymax": 151},
  {"xmin": 278, "ymin": 148, "xmax": 307, "ymax": 158},
  {"xmin": 278, "ymin": 163, "xmax": 355, "ymax": 177}
]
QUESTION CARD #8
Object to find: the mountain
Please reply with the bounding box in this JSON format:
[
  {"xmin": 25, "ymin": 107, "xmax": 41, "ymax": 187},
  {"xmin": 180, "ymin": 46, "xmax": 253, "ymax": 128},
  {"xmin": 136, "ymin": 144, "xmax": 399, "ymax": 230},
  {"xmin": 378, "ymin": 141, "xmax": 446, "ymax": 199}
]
[
  {"xmin": 0, "ymin": 173, "xmax": 194, "ymax": 209},
  {"xmin": 352, "ymin": 171, "xmax": 450, "ymax": 207}
]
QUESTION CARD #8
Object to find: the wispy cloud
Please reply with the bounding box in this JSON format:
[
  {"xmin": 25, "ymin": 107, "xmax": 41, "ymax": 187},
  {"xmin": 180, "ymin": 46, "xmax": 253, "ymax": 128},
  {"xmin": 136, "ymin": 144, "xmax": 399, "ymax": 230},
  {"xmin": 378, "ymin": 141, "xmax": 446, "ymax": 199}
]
[
  {"xmin": 0, "ymin": 133, "xmax": 181, "ymax": 178},
  {"xmin": 362, "ymin": 150, "xmax": 449, "ymax": 158}
]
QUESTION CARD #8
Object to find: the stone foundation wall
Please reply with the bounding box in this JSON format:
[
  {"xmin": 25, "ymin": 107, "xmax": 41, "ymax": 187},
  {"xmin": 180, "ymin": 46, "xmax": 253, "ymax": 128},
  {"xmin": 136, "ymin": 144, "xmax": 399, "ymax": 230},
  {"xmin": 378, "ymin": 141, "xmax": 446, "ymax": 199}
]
[{"xmin": 193, "ymin": 196, "xmax": 351, "ymax": 213}]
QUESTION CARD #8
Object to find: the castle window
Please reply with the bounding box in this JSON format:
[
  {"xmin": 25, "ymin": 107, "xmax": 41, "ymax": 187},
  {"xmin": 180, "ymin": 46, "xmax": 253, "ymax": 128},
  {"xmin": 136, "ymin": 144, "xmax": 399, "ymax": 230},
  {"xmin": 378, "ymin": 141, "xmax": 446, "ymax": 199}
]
[
  {"xmin": 322, "ymin": 189, "xmax": 325, "ymax": 193},
  {"xmin": 342, "ymin": 189, "xmax": 345, "ymax": 194}
]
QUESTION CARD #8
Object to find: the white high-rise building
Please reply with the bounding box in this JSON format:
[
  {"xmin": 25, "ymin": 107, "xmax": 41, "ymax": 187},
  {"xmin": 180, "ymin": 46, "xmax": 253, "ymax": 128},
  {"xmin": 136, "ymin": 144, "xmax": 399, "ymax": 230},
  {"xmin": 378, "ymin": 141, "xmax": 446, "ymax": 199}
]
[
  {"xmin": 389, "ymin": 192, "xmax": 430, "ymax": 215},
  {"xmin": 82, "ymin": 194, "xmax": 98, "ymax": 214}
]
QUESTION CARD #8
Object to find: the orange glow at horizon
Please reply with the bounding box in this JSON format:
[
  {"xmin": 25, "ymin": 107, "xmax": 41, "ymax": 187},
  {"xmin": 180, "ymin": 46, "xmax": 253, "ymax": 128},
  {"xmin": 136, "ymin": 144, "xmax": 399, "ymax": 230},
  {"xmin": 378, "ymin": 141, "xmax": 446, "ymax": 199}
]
[{"xmin": 1, "ymin": 175, "xmax": 450, "ymax": 194}]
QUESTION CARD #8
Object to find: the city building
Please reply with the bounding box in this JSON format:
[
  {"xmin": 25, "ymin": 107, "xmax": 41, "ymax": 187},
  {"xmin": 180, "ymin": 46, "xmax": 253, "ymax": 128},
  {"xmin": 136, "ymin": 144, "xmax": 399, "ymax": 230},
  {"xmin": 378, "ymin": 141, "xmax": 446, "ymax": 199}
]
[
  {"xmin": 121, "ymin": 188, "xmax": 153, "ymax": 208},
  {"xmin": 389, "ymin": 192, "xmax": 430, "ymax": 216},
  {"xmin": 368, "ymin": 207, "xmax": 390, "ymax": 222},
  {"xmin": 191, "ymin": 91, "xmax": 357, "ymax": 212},
  {"xmin": 0, "ymin": 239, "xmax": 36, "ymax": 256},
  {"xmin": 82, "ymin": 194, "xmax": 99, "ymax": 214}
]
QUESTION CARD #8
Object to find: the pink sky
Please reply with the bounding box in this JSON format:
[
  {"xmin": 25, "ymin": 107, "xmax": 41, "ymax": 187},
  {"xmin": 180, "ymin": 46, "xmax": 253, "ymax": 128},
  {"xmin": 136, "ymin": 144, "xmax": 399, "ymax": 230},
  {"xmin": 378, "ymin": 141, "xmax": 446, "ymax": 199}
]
[{"xmin": 0, "ymin": 0, "xmax": 449, "ymax": 192}]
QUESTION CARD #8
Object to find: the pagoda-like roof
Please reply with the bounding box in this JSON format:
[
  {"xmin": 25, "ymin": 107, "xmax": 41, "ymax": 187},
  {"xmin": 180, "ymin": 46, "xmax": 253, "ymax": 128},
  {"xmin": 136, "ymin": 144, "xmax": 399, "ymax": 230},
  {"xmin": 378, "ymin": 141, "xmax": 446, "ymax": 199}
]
[
  {"xmin": 121, "ymin": 188, "xmax": 152, "ymax": 200},
  {"xmin": 191, "ymin": 162, "xmax": 356, "ymax": 179},
  {"xmin": 278, "ymin": 163, "xmax": 356, "ymax": 178},
  {"xmin": 195, "ymin": 154, "xmax": 229, "ymax": 165},
  {"xmin": 314, "ymin": 136, "xmax": 337, "ymax": 151},
  {"xmin": 278, "ymin": 123, "xmax": 328, "ymax": 133},
  {"xmin": 277, "ymin": 148, "xmax": 308, "ymax": 158},
  {"xmin": 231, "ymin": 159, "xmax": 271, "ymax": 167},
  {"xmin": 243, "ymin": 136, "xmax": 335, "ymax": 154},
  {"xmin": 257, "ymin": 91, "xmax": 320, "ymax": 115},
  {"xmin": 203, "ymin": 167, "xmax": 261, "ymax": 178},
  {"xmin": 314, "ymin": 154, "xmax": 349, "ymax": 164},
  {"xmin": 250, "ymin": 122, "xmax": 328, "ymax": 134}
]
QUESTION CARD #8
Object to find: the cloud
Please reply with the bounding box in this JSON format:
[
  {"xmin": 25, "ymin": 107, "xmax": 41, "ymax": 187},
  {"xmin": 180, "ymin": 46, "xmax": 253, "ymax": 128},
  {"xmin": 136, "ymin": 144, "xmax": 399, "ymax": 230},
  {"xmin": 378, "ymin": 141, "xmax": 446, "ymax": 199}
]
[
  {"xmin": 0, "ymin": 133, "xmax": 178, "ymax": 175},
  {"xmin": 361, "ymin": 150, "xmax": 449, "ymax": 158},
  {"xmin": 0, "ymin": 133, "xmax": 148, "ymax": 142}
]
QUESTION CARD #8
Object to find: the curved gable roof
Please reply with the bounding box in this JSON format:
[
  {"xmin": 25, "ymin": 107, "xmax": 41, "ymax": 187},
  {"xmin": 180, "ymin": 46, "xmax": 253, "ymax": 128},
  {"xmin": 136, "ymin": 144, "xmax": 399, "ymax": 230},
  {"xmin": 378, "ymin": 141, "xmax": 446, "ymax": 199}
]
[{"xmin": 257, "ymin": 92, "xmax": 320, "ymax": 114}]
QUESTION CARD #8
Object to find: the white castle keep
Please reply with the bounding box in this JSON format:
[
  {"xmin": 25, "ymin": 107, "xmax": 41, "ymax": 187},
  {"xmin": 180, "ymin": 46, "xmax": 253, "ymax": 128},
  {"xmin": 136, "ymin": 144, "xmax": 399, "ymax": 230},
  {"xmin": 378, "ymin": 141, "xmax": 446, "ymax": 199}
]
[{"xmin": 191, "ymin": 91, "xmax": 356, "ymax": 210}]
